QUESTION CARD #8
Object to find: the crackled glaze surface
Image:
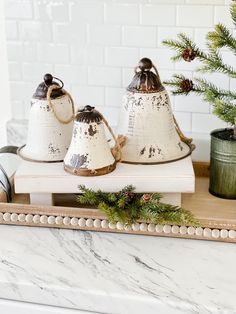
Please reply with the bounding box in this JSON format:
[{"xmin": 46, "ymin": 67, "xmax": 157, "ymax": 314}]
[
  {"xmin": 64, "ymin": 120, "xmax": 115, "ymax": 171},
  {"xmin": 0, "ymin": 225, "xmax": 236, "ymax": 314},
  {"xmin": 117, "ymin": 90, "xmax": 190, "ymax": 164},
  {"xmin": 20, "ymin": 95, "xmax": 73, "ymax": 162}
]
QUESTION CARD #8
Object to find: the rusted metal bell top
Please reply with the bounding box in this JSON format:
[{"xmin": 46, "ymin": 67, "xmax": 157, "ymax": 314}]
[
  {"xmin": 75, "ymin": 105, "xmax": 103, "ymax": 124},
  {"xmin": 33, "ymin": 73, "xmax": 65, "ymax": 100},
  {"xmin": 127, "ymin": 57, "xmax": 164, "ymax": 93}
]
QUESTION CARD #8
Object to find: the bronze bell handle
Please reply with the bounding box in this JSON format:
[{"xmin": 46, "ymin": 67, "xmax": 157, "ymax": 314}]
[
  {"xmin": 134, "ymin": 57, "xmax": 161, "ymax": 78},
  {"xmin": 44, "ymin": 74, "xmax": 64, "ymax": 90}
]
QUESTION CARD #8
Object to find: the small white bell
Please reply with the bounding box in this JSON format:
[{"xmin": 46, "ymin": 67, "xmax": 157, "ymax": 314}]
[
  {"xmin": 117, "ymin": 58, "xmax": 194, "ymax": 164},
  {"xmin": 64, "ymin": 105, "xmax": 120, "ymax": 176},
  {"xmin": 18, "ymin": 74, "xmax": 75, "ymax": 162}
]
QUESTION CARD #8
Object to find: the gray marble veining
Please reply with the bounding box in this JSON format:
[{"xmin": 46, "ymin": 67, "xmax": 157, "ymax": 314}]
[{"xmin": 0, "ymin": 225, "xmax": 235, "ymax": 313}]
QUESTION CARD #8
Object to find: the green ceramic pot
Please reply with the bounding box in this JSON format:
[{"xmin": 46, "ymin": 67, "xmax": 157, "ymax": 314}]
[{"xmin": 209, "ymin": 128, "xmax": 236, "ymax": 199}]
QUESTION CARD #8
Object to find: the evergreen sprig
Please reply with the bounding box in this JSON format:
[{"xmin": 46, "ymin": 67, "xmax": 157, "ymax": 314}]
[
  {"xmin": 231, "ymin": 3, "xmax": 236, "ymax": 27},
  {"xmin": 207, "ymin": 23, "xmax": 236, "ymax": 53},
  {"xmin": 162, "ymin": 3, "xmax": 236, "ymax": 134},
  {"xmin": 163, "ymin": 33, "xmax": 236, "ymax": 77},
  {"xmin": 77, "ymin": 185, "xmax": 199, "ymax": 226}
]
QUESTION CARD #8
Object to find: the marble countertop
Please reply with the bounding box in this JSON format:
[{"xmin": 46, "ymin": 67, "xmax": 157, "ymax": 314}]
[{"xmin": 0, "ymin": 225, "xmax": 235, "ymax": 314}]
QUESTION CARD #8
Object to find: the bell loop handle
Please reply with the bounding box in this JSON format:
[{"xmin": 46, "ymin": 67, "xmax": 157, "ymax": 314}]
[
  {"xmin": 100, "ymin": 114, "xmax": 126, "ymax": 162},
  {"xmin": 173, "ymin": 114, "xmax": 196, "ymax": 152},
  {"xmin": 44, "ymin": 74, "xmax": 64, "ymax": 90},
  {"xmin": 46, "ymin": 84, "xmax": 75, "ymax": 125}
]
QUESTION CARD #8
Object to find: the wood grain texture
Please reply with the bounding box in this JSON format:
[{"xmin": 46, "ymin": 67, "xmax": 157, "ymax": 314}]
[
  {"xmin": 0, "ymin": 161, "xmax": 235, "ymax": 243},
  {"xmin": 0, "ymin": 188, "xmax": 7, "ymax": 203}
]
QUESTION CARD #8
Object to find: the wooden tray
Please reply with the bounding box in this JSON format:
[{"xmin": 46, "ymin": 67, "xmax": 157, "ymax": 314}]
[{"xmin": 0, "ymin": 162, "xmax": 236, "ymax": 243}]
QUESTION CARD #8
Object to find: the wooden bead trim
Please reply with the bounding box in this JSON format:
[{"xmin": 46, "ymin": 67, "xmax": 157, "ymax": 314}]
[{"xmin": 0, "ymin": 211, "xmax": 236, "ymax": 241}]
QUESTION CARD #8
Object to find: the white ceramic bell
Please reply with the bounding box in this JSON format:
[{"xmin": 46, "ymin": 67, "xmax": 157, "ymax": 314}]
[
  {"xmin": 117, "ymin": 58, "xmax": 193, "ymax": 164},
  {"xmin": 64, "ymin": 105, "xmax": 118, "ymax": 176},
  {"xmin": 18, "ymin": 74, "xmax": 74, "ymax": 162}
]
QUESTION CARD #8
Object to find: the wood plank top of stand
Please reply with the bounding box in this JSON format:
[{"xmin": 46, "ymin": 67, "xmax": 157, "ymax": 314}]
[{"xmin": 14, "ymin": 156, "xmax": 195, "ymax": 194}]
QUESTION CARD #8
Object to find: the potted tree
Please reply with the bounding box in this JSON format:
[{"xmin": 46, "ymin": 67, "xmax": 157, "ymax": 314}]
[{"xmin": 162, "ymin": 2, "xmax": 236, "ymax": 199}]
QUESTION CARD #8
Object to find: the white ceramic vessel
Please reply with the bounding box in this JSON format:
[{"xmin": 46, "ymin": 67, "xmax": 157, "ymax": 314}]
[
  {"xmin": 64, "ymin": 106, "xmax": 116, "ymax": 176},
  {"xmin": 117, "ymin": 58, "xmax": 192, "ymax": 164},
  {"xmin": 19, "ymin": 74, "xmax": 74, "ymax": 162}
]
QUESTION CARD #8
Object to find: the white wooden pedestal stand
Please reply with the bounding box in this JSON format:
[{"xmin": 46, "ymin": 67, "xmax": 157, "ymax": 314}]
[{"xmin": 14, "ymin": 156, "xmax": 195, "ymax": 206}]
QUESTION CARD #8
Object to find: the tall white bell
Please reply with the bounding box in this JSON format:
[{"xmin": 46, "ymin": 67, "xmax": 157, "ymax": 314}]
[
  {"xmin": 64, "ymin": 106, "xmax": 118, "ymax": 176},
  {"xmin": 117, "ymin": 58, "xmax": 193, "ymax": 164},
  {"xmin": 18, "ymin": 74, "xmax": 74, "ymax": 162}
]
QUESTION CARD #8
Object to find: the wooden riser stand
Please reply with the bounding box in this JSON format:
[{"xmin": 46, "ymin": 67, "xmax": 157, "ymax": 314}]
[{"xmin": 0, "ymin": 160, "xmax": 235, "ymax": 243}]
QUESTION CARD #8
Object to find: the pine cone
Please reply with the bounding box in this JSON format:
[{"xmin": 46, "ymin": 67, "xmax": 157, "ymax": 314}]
[
  {"xmin": 124, "ymin": 191, "xmax": 134, "ymax": 198},
  {"xmin": 141, "ymin": 193, "xmax": 151, "ymax": 202},
  {"xmin": 179, "ymin": 79, "xmax": 193, "ymax": 93},
  {"xmin": 182, "ymin": 48, "xmax": 196, "ymax": 62}
]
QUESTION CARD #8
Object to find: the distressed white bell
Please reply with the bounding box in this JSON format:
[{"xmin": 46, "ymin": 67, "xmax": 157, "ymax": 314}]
[
  {"xmin": 117, "ymin": 58, "xmax": 193, "ymax": 164},
  {"xmin": 64, "ymin": 105, "xmax": 118, "ymax": 176},
  {"xmin": 18, "ymin": 74, "xmax": 75, "ymax": 162}
]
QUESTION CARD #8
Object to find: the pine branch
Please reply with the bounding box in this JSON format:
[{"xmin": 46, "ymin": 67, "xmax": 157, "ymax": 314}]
[
  {"xmin": 76, "ymin": 185, "xmax": 199, "ymax": 226},
  {"xmin": 140, "ymin": 203, "xmax": 199, "ymax": 226},
  {"xmin": 231, "ymin": 3, "xmax": 236, "ymax": 27},
  {"xmin": 194, "ymin": 77, "xmax": 236, "ymax": 101},
  {"xmin": 163, "ymin": 33, "xmax": 236, "ymax": 78},
  {"xmin": 197, "ymin": 48, "xmax": 236, "ymax": 77},
  {"xmin": 207, "ymin": 23, "xmax": 236, "ymax": 53},
  {"xmin": 164, "ymin": 74, "xmax": 236, "ymax": 101},
  {"xmin": 211, "ymin": 98, "xmax": 236, "ymax": 125}
]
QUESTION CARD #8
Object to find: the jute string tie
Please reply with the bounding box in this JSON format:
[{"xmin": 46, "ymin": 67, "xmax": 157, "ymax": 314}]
[{"xmin": 47, "ymin": 84, "xmax": 75, "ymax": 124}]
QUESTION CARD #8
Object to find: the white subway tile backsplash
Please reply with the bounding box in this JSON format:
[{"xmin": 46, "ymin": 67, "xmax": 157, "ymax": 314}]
[
  {"xmin": 19, "ymin": 21, "xmax": 52, "ymax": 42},
  {"xmin": 53, "ymin": 23, "xmax": 86, "ymax": 44},
  {"xmin": 203, "ymin": 72, "xmax": 230, "ymax": 90},
  {"xmin": 10, "ymin": 82, "xmax": 35, "ymax": 102},
  {"xmin": 38, "ymin": 44, "xmax": 70, "ymax": 63},
  {"xmin": 141, "ymin": 5, "xmax": 176, "ymax": 26},
  {"xmin": 54, "ymin": 64, "xmax": 87, "ymax": 85},
  {"xmin": 105, "ymin": 3, "xmax": 139, "ymax": 25},
  {"xmin": 122, "ymin": 67, "xmax": 135, "ymax": 87},
  {"xmin": 105, "ymin": 47, "xmax": 139, "ymax": 67},
  {"xmin": 11, "ymin": 101, "xmax": 25, "ymax": 120},
  {"xmin": 70, "ymin": 45, "xmax": 104, "ymax": 65},
  {"xmin": 173, "ymin": 112, "xmax": 192, "ymax": 132},
  {"xmin": 175, "ymin": 58, "xmax": 202, "ymax": 71},
  {"xmin": 177, "ymin": 5, "xmax": 214, "ymax": 27},
  {"xmin": 214, "ymin": 6, "xmax": 235, "ymax": 28},
  {"xmin": 140, "ymin": 48, "xmax": 175, "ymax": 69},
  {"xmin": 22, "ymin": 63, "xmax": 54, "ymax": 82},
  {"xmin": 5, "ymin": 0, "xmax": 32, "ymax": 19},
  {"xmin": 7, "ymin": 42, "xmax": 37, "ymax": 62},
  {"xmin": 72, "ymin": 86, "xmax": 105, "ymax": 107},
  {"xmin": 157, "ymin": 27, "xmax": 194, "ymax": 47},
  {"xmin": 105, "ymin": 87, "xmax": 124, "ymax": 107},
  {"xmin": 123, "ymin": 26, "xmax": 156, "ymax": 47},
  {"xmin": 96, "ymin": 106, "xmax": 120, "ymax": 127},
  {"xmin": 88, "ymin": 66, "xmax": 122, "ymax": 87},
  {"xmin": 192, "ymin": 113, "xmax": 227, "ymax": 133},
  {"xmin": 8, "ymin": 62, "xmax": 22, "ymax": 81},
  {"xmin": 88, "ymin": 25, "xmax": 121, "ymax": 46},
  {"xmin": 175, "ymin": 95, "xmax": 210, "ymax": 113},
  {"xmin": 71, "ymin": 2, "xmax": 104, "ymax": 24},
  {"xmin": 194, "ymin": 28, "xmax": 214, "ymax": 49},
  {"xmin": 5, "ymin": 21, "xmax": 18, "ymax": 40},
  {"xmin": 4, "ymin": 0, "xmax": 235, "ymax": 137},
  {"xmin": 34, "ymin": 2, "xmax": 69, "ymax": 22}
]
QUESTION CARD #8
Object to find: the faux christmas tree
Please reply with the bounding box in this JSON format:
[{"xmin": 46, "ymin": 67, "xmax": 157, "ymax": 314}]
[{"xmin": 162, "ymin": 2, "xmax": 236, "ymax": 140}]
